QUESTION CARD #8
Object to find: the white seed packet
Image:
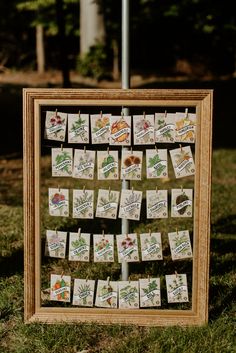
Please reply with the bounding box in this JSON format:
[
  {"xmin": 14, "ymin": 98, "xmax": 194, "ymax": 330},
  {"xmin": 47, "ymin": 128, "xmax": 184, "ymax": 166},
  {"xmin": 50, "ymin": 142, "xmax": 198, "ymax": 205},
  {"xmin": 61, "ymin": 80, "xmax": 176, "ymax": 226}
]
[
  {"xmin": 44, "ymin": 111, "xmax": 67, "ymax": 142},
  {"xmin": 140, "ymin": 232, "xmax": 163, "ymax": 261},
  {"xmin": 146, "ymin": 189, "xmax": 168, "ymax": 219},
  {"xmin": 50, "ymin": 274, "xmax": 71, "ymax": 302},
  {"xmin": 171, "ymin": 189, "xmax": 193, "ymax": 217},
  {"xmin": 73, "ymin": 149, "xmax": 95, "ymax": 179},
  {"xmin": 146, "ymin": 149, "xmax": 168, "ymax": 178},
  {"xmin": 73, "ymin": 189, "xmax": 94, "ymax": 219},
  {"xmin": 68, "ymin": 232, "xmax": 90, "ymax": 261},
  {"xmin": 116, "ymin": 233, "xmax": 139, "ymax": 263},
  {"xmin": 97, "ymin": 150, "xmax": 119, "ymax": 180},
  {"xmin": 93, "ymin": 233, "xmax": 114, "ymax": 262},
  {"xmin": 168, "ymin": 230, "xmax": 193, "ymax": 260},
  {"xmin": 169, "ymin": 146, "xmax": 195, "ymax": 178},
  {"xmin": 121, "ymin": 150, "xmax": 143, "ymax": 180},
  {"xmin": 95, "ymin": 279, "xmax": 118, "ymax": 308},
  {"xmin": 155, "ymin": 112, "xmax": 175, "ymax": 143},
  {"xmin": 118, "ymin": 281, "xmax": 139, "ymax": 309},
  {"xmin": 51, "ymin": 148, "xmax": 73, "ymax": 177},
  {"xmin": 45, "ymin": 230, "xmax": 67, "ymax": 258},
  {"xmin": 139, "ymin": 278, "xmax": 161, "ymax": 307},
  {"xmin": 48, "ymin": 188, "xmax": 69, "ymax": 217},
  {"xmin": 175, "ymin": 111, "xmax": 196, "ymax": 143},
  {"xmin": 96, "ymin": 189, "xmax": 120, "ymax": 219},
  {"xmin": 133, "ymin": 114, "xmax": 155, "ymax": 145},
  {"xmin": 90, "ymin": 113, "xmax": 110, "ymax": 144},
  {"xmin": 109, "ymin": 116, "xmax": 131, "ymax": 146},
  {"xmin": 72, "ymin": 278, "xmax": 95, "ymax": 307},
  {"xmin": 68, "ymin": 113, "xmax": 89, "ymax": 144},
  {"xmin": 165, "ymin": 274, "xmax": 189, "ymax": 303},
  {"xmin": 118, "ymin": 189, "xmax": 142, "ymax": 221}
]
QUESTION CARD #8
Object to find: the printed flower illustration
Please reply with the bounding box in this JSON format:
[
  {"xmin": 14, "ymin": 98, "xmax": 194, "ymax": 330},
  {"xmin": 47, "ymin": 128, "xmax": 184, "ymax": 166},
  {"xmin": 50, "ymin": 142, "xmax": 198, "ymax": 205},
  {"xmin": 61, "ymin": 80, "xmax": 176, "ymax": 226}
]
[
  {"xmin": 121, "ymin": 237, "xmax": 136, "ymax": 259},
  {"xmin": 95, "ymin": 238, "xmax": 112, "ymax": 260},
  {"xmin": 51, "ymin": 193, "xmax": 65, "ymax": 205},
  {"xmin": 92, "ymin": 116, "xmax": 109, "ymax": 140},
  {"xmin": 135, "ymin": 118, "xmax": 153, "ymax": 142},
  {"xmin": 176, "ymin": 117, "xmax": 195, "ymax": 141}
]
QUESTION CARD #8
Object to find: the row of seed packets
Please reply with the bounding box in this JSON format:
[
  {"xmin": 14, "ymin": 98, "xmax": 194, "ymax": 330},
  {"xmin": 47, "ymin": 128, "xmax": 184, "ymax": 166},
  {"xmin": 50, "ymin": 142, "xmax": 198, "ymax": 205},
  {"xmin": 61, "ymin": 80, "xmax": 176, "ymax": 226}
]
[
  {"xmin": 45, "ymin": 229, "xmax": 192, "ymax": 262},
  {"xmin": 52, "ymin": 146, "xmax": 195, "ymax": 180},
  {"xmin": 50, "ymin": 273, "xmax": 189, "ymax": 306},
  {"xmin": 44, "ymin": 110, "xmax": 196, "ymax": 145},
  {"xmin": 49, "ymin": 187, "xmax": 193, "ymax": 220}
]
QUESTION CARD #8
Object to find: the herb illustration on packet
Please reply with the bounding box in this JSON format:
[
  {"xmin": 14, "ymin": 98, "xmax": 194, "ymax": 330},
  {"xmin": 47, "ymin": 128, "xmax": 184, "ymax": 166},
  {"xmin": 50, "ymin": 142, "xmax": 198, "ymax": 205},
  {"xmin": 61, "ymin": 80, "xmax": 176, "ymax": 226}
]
[
  {"xmin": 73, "ymin": 149, "xmax": 95, "ymax": 180},
  {"xmin": 118, "ymin": 189, "xmax": 142, "ymax": 221},
  {"xmin": 50, "ymin": 274, "xmax": 71, "ymax": 302},
  {"xmin": 45, "ymin": 230, "xmax": 67, "ymax": 258},
  {"xmin": 165, "ymin": 274, "xmax": 189, "ymax": 303},
  {"xmin": 121, "ymin": 150, "xmax": 143, "ymax": 180},
  {"xmin": 116, "ymin": 233, "xmax": 139, "ymax": 263},
  {"xmin": 168, "ymin": 230, "xmax": 193, "ymax": 260},
  {"xmin": 139, "ymin": 278, "xmax": 161, "ymax": 307},
  {"xmin": 133, "ymin": 114, "xmax": 155, "ymax": 145},
  {"xmin": 155, "ymin": 112, "xmax": 175, "ymax": 143},
  {"xmin": 175, "ymin": 111, "xmax": 196, "ymax": 143},
  {"xmin": 171, "ymin": 188, "xmax": 193, "ymax": 217},
  {"xmin": 118, "ymin": 281, "xmax": 139, "ymax": 309},
  {"xmin": 68, "ymin": 113, "xmax": 89, "ymax": 144},
  {"xmin": 90, "ymin": 113, "xmax": 110, "ymax": 144},
  {"xmin": 96, "ymin": 189, "xmax": 120, "ymax": 219},
  {"xmin": 68, "ymin": 232, "xmax": 90, "ymax": 261},
  {"xmin": 44, "ymin": 111, "xmax": 67, "ymax": 141},
  {"xmin": 140, "ymin": 232, "xmax": 163, "ymax": 261},
  {"xmin": 170, "ymin": 146, "xmax": 195, "ymax": 178},
  {"xmin": 146, "ymin": 148, "xmax": 168, "ymax": 178},
  {"xmin": 51, "ymin": 148, "xmax": 73, "ymax": 177},
  {"xmin": 72, "ymin": 278, "xmax": 95, "ymax": 307},
  {"xmin": 146, "ymin": 189, "xmax": 168, "ymax": 219},
  {"xmin": 93, "ymin": 233, "xmax": 114, "ymax": 262},
  {"xmin": 48, "ymin": 188, "xmax": 69, "ymax": 217},
  {"xmin": 73, "ymin": 189, "xmax": 94, "ymax": 219},
  {"xmin": 97, "ymin": 150, "xmax": 119, "ymax": 180},
  {"xmin": 109, "ymin": 115, "xmax": 131, "ymax": 146},
  {"xmin": 95, "ymin": 279, "xmax": 118, "ymax": 308}
]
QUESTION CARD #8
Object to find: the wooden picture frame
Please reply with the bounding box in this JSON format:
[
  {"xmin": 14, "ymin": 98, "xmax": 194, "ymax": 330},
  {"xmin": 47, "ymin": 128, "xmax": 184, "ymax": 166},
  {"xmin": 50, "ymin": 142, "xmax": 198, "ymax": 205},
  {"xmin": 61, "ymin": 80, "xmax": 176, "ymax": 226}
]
[{"xmin": 23, "ymin": 88, "xmax": 213, "ymax": 326}]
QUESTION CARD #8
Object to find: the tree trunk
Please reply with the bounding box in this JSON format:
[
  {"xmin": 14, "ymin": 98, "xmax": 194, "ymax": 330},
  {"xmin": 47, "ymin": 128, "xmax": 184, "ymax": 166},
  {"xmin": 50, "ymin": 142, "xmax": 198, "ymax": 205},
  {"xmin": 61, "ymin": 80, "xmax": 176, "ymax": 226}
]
[
  {"xmin": 80, "ymin": 0, "xmax": 105, "ymax": 56},
  {"xmin": 36, "ymin": 24, "xmax": 45, "ymax": 74}
]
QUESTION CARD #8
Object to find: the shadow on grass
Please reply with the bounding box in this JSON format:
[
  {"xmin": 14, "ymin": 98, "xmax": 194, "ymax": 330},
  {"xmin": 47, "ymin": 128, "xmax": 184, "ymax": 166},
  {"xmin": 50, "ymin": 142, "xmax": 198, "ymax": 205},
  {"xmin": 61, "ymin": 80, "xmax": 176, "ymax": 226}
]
[
  {"xmin": 0, "ymin": 248, "xmax": 23, "ymax": 277},
  {"xmin": 212, "ymin": 214, "xmax": 236, "ymax": 235}
]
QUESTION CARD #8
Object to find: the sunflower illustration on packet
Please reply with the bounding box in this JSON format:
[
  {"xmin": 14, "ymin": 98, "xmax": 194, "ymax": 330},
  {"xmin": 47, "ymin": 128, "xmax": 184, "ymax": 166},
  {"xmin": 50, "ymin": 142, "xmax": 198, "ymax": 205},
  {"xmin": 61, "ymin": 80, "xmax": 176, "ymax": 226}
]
[
  {"xmin": 175, "ymin": 110, "xmax": 196, "ymax": 143},
  {"xmin": 90, "ymin": 113, "xmax": 110, "ymax": 144}
]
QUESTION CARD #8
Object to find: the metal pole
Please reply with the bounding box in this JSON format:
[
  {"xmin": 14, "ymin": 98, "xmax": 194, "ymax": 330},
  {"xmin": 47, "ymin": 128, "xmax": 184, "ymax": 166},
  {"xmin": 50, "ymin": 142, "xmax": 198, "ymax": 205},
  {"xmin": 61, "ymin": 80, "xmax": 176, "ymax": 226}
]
[{"xmin": 121, "ymin": 0, "xmax": 130, "ymax": 281}]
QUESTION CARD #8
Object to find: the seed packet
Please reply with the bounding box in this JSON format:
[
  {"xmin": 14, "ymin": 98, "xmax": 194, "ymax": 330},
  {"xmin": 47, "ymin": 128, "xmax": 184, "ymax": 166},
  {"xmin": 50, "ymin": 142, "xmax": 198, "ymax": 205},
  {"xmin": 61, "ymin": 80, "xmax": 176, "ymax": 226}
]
[
  {"xmin": 45, "ymin": 230, "xmax": 67, "ymax": 258},
  {"xmin": 165, "ymin": 274, "xmax": 189, "ymax": 303},
  {"xmin": 169, "ymin": 146, "xmax": 195, "ymax": 178},
  {"xmin": 73, "ymin": 189, "xmax": 94, "ymax": 219},
  {"xmin": 51, "ymin": 148, "xmax": 73, "ymax": 177},
  {"xmin": 50, "ymin": 274, "xmax": 71, "ymax": 302},
  {"xmin": 133, "ymin": 114, "xmax": 155, "ymax": 145},
  {"xmin": 97, "ymin": 150, "xmax": 119, "ymax": 180},
  {"xmin": 68, "ymin": 113, "xmax": 89, "ymax": 144},
  {"xmin": 146, "ymin": 148, "xmax": 168, "ymax": 178},
  {"xmin": 73, "ymin": 149, "xmax": 95, "ymax": 179},
  {"xmin": 168, "ymin": 230, "xmax": 192, "ymax": 260},
  {"xmin": 118, "ymin": 189, "xmax": 142, "ymax": 221},
  {"xmin": 68, "ymin": 232, "xmax": 90, "ymax": 261},
  {"xmin": 118, "ymin": 281, "xmax": 139, "ymax": 309},
  {"xmin": 96, "ymin": 189, "xmax": 120, "ymax": 219},
  {"xmin": 121, "ymin": 150, "xmax": 143, "ymax": 180},
  {"xmin": 140, "ymin": 232, "xmax": 163, "ymax": 261},
  {"xmin": 155, "ymin": 112, "xmax": 175, "ymax": 143},
  {"xmin": 116, "ymin": 233, "xmax": 139, "ymax": 263},
  {"xmin": 93, "ymin": 233, "xmax": 114, "ymax": 262},
  {"xmin": 72, "ymin": 278, "xmax": 95, "ymax": 307},
  {"xmin": 90, "ymin": 113, "xmax": 110, "ymax": 144},
  {"xmin": 44, "ymin": 111, "xmax": 67, "ymax": 142},
  {"xmin": 175, "ymin": 111, "xmax": 196, "ymax": 143},
  {"xmin": 146, "ymin": 189, "xmax": 168, "ymax": 219},
  {"xmin": 171, "ymin": 189, "xmax": 193, "ymax": 217},
  {"xmin": 139, "ymin": 278, "xmax": 161, "ymax": 307},
  {"xmin": 109, "ymin": 116, "xmax": 131, "ymax": 146},
  {"xmin": 48, "ymin": 188, "xmax": 69, "ymax": 217},
  {"xmin": 95, "ymin": 279, "xmax": 118, "ymax": 308}
]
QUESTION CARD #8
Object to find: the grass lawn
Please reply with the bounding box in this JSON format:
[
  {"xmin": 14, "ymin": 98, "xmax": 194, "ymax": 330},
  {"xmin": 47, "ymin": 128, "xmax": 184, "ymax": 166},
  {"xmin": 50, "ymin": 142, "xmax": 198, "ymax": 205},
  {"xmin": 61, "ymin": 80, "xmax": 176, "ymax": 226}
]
[{"xmin": 0, "ymin": 149, "xmax": 235, "ymax": 353}]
